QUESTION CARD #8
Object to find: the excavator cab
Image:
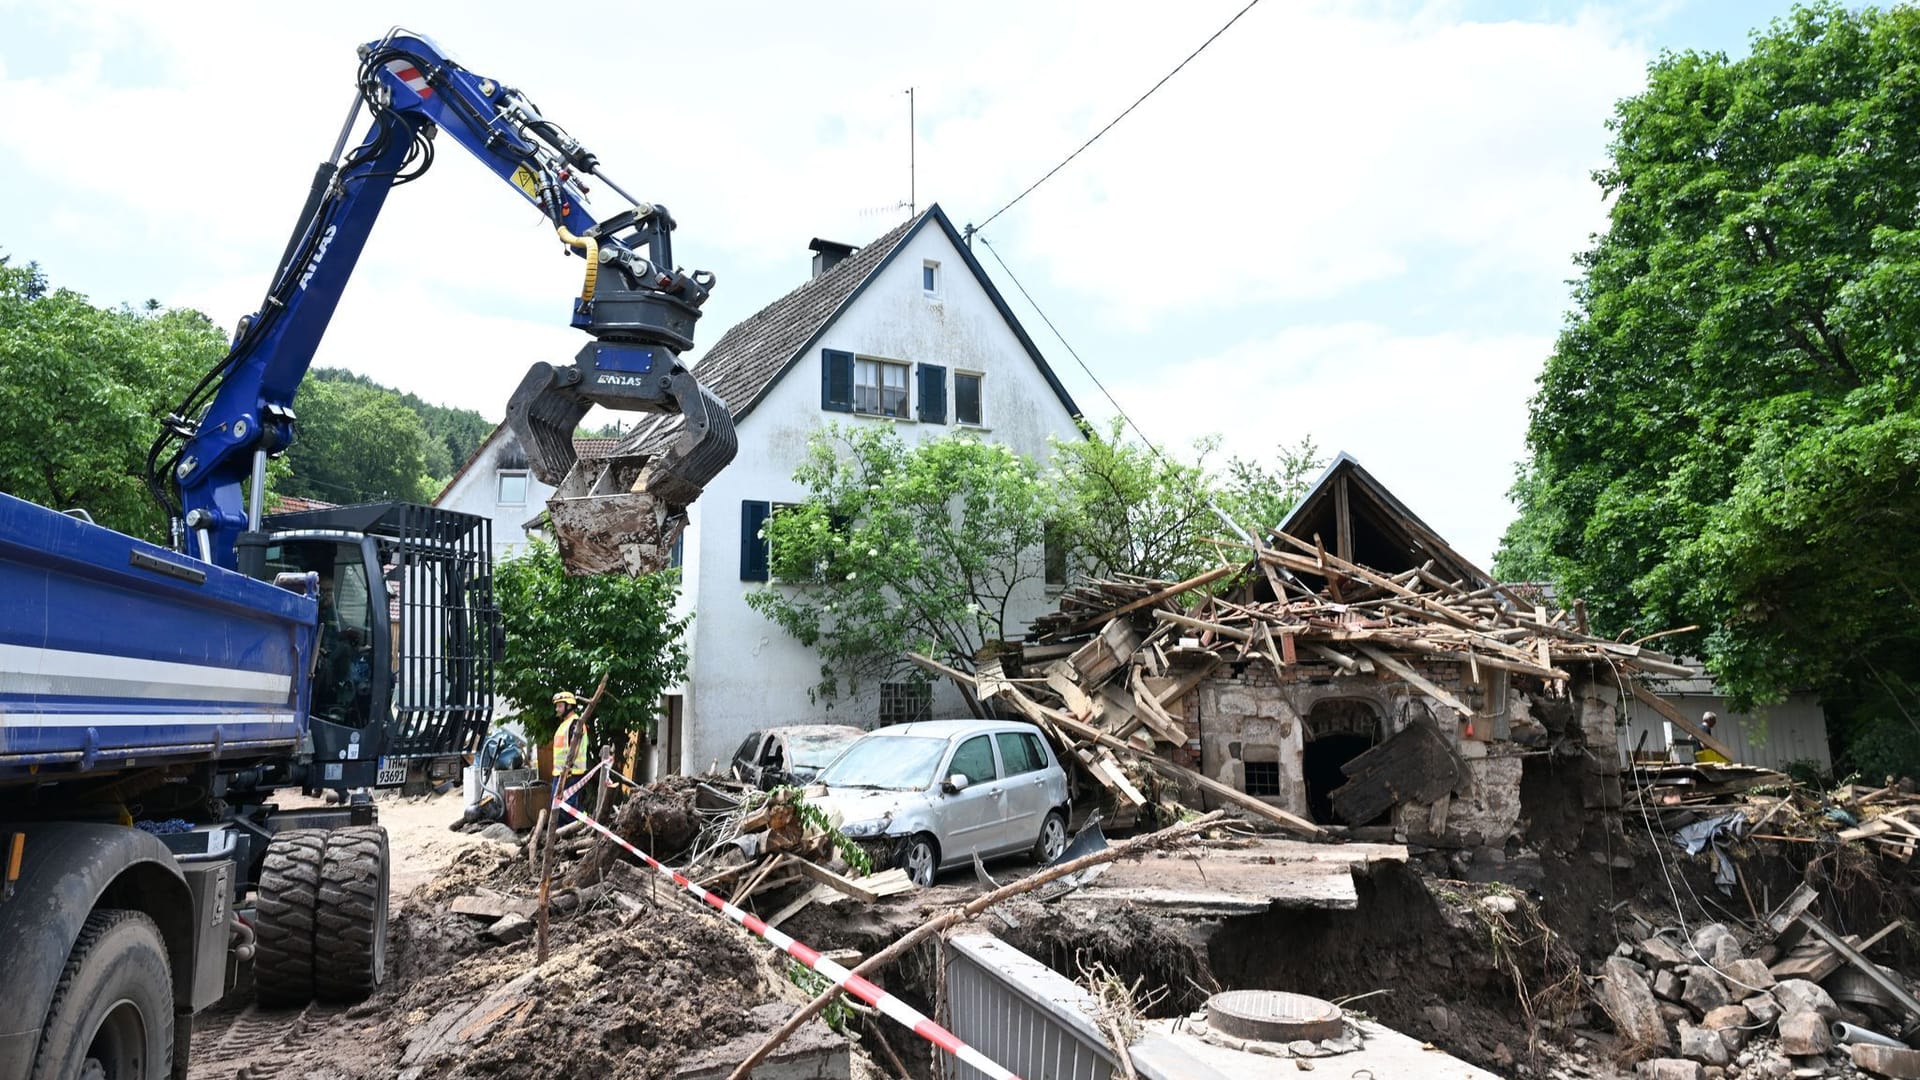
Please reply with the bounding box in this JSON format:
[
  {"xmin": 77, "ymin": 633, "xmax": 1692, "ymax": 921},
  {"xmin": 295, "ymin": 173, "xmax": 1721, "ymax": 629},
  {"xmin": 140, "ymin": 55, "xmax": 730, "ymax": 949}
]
[
  {"xmin": 506, "ymin": 203, "xmax": 737, "ymax": 575},
  {"xmin": 261, "ymin": 503, "xmax": 498, "ymax": 793}
]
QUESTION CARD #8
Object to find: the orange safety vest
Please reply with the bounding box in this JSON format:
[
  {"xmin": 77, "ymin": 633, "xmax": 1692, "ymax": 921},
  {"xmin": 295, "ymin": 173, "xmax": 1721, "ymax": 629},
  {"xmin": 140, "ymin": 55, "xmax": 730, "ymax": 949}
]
[{"xmin": 553, "ymin": 713, "xmax": 589, "ymax": 775}]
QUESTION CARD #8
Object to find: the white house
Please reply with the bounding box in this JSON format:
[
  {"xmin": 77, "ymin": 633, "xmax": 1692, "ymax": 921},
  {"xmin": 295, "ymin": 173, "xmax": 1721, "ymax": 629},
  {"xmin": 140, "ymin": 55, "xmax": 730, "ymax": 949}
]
[
  {"xmin": 615, "ymin": 204, "xmax": 1085, "ymax": 775},
  {"xmin": 436, "ymin": 432, "xmax": 625, "ymax": 566}
]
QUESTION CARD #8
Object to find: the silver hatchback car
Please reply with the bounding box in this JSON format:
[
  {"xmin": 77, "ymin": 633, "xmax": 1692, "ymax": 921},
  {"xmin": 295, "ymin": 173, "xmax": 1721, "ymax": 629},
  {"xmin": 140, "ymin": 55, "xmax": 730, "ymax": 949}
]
[{"xmin": 810, "ymin": 719, "xmax": 1071, "ymax": 886}]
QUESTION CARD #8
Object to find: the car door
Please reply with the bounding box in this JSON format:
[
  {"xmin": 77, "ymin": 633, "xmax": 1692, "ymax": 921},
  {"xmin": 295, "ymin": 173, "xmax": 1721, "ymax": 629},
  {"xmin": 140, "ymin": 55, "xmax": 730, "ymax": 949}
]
[
  {"xmin": 937, "ymin": 734, "xmax": 1008, "ymax": 863},
  {"xmin": 994, "ymin": 731, "xmax": 1048, "ymax": 851},
  {"xmin": 730, "ymin": 733, "xmax": 765, "ymax": 785}
]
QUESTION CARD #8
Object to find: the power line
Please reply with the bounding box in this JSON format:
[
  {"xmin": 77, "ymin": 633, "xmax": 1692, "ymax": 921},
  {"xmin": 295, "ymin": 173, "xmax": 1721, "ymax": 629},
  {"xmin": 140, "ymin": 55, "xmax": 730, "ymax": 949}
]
[
  {"xmin": 978, "ymin": 236, "xmax": 1260, "ymax": 546},
  {"xmin": 975, "ymin": 0, "xmax": 1265, "ymax": 234}
]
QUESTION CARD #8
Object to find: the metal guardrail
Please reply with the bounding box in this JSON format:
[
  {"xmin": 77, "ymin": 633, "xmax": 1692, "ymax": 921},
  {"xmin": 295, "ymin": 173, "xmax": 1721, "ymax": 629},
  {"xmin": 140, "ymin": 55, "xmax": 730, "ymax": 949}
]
[{"xmin": 943, "ymin": 932, "xmax": 1116, "ymax": 1080}]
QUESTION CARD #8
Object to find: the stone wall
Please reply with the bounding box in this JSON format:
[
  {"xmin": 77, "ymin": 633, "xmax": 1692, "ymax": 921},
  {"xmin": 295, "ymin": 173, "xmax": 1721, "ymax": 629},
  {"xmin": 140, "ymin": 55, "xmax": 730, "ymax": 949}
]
[{"xmin": 1177, "ymin": 652, "xmax": 1596, "ymax": 845}]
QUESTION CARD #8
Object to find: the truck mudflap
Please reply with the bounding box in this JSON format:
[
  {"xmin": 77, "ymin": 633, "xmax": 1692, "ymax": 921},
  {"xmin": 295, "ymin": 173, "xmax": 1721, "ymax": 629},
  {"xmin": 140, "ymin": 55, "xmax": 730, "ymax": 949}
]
[{"xmin": 0, "ymin": 822, "xmax": 201, "ymax": 1078}]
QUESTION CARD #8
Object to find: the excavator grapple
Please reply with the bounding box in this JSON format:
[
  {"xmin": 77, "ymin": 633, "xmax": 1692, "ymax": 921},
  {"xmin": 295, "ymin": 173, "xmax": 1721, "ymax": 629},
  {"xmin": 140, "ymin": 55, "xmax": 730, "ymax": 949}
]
[{"xmin": 505, "ymin": 203, "xmax": 736, "ymax": 575}]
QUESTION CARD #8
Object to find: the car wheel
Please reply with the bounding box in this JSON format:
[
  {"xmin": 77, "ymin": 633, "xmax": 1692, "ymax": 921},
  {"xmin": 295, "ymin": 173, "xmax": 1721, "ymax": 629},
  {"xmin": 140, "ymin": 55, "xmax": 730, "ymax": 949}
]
[
  {"xmin": 1032, "ymin": 811, "xmax": 1068, "ymax": 864},
  {"xmin": 900, "ymin": 835, "xmax": 939, "ymax": 887}
]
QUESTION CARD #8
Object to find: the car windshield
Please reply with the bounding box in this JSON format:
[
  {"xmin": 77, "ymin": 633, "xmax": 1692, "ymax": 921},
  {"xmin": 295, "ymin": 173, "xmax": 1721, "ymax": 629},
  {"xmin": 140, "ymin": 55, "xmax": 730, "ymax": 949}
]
[
  {"xmin": 818, "ymin": 735, "xmax": 948, "ymax": 791},
  {"xmin": 787, "ymin": 731, "xmax": 862, "ymax": 769}
]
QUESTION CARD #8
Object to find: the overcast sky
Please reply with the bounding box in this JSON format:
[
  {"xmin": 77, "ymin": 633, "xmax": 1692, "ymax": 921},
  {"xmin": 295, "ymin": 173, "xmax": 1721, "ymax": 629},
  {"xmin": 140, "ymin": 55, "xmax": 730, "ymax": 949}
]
[{"xmin": 0, "ymin": 0, "xmax": 1800, "ymax": 564}]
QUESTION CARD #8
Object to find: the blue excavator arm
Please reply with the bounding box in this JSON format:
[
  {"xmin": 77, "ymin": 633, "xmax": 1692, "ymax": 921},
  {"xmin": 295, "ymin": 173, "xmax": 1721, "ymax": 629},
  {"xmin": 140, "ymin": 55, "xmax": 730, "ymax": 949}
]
[{"xmin": 150, "ymin": 29, "xmax": 735, "ymax": 573}]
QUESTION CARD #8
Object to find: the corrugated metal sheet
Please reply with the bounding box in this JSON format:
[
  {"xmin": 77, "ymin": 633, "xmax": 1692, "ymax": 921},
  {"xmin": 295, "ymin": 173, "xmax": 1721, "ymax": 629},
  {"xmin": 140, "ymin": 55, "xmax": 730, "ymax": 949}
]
[
  {"xmin": 944, "ymin": 932, "xmax": 1116, "ymax": 1080},
  {"xmin": 1622, "ymin": 692, "xmax": 1831, "ymax": 773}
]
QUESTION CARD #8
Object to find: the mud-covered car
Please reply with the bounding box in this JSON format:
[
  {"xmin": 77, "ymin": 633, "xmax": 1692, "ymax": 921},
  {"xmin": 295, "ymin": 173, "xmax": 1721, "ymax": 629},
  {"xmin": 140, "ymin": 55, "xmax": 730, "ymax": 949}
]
[
  {"xmin": 728, "ymin": 724, "xmax": 865, "ymax": 790},
  {"xmin": 808, "ymin": 719, "xmax": 1070, "ymax": 886}
]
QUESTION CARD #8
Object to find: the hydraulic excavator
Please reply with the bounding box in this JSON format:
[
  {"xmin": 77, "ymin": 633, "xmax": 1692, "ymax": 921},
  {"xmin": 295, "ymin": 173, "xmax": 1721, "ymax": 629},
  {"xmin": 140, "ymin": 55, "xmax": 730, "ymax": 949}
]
[{"xmin": 0, "ymin": 30, "xmax": 734, "ymax": 1077}]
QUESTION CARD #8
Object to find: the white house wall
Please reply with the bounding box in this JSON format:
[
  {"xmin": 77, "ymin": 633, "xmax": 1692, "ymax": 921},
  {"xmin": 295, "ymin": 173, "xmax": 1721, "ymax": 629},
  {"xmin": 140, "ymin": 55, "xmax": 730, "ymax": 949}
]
[
  {"xmin": 674, "ymin": 223, "xmax": 1083, "ymax": 773},
  {"xmin": 435, "ymin": 434, "xmax": 555, "ymax": 567}
]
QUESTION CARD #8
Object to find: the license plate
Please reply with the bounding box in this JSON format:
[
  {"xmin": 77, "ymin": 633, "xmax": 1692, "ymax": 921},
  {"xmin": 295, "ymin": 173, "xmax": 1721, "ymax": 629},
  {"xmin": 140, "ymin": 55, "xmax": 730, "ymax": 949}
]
[{"xmin": 375, "ymin": 757, "xmax": 408, "ymax": 787}]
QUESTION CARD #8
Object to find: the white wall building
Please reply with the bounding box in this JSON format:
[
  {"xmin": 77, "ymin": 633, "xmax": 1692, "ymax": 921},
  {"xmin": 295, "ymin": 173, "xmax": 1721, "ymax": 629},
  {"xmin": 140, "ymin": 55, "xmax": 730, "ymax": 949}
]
[
  {"xmin": 615, "ymin": 205, "xmax": 1085, "ymax": 774},
  {"xmin": 436, "ymin": 432, "xmax": 623, "ymax": 567}
]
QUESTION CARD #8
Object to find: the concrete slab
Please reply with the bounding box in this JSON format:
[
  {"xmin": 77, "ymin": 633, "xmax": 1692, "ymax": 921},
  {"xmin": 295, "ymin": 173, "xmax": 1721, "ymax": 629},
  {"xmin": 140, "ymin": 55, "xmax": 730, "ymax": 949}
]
[
  {"xmin": 1064, "ymin": 838, "xmax": 1407, "ymax": 915},
  {"xmin": 1133, "ymin": 1016, "xmax": 1500, "ymax": 1079}
]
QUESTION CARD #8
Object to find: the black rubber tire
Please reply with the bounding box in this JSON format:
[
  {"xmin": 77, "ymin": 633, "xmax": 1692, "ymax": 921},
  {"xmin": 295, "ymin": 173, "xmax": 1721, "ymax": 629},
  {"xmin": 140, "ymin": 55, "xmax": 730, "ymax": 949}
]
[
  {"xmin": 900, "ymin": 834, "xmax": 940, "ymax": 888},
  {"xmin": 313, "ymin": 826, "xmax": 390, "ymax": 1002},
  {"xmin": 1032, "ymin": 810, "xmax": 1069, "ymax": 864},
  {"xmin": 253, "ymin": 829, "xmax": 327, "ymax": 1008},
  {"xmin": 29, "ymin": 909, "xmax": 173, "ymax": 1080}
]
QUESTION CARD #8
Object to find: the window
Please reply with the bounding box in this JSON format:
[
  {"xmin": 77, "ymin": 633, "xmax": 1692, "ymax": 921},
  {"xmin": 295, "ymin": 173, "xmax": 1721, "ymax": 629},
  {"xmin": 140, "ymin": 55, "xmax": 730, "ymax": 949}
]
[
  {"xmin": 1043, "ymin": 521, "xmax": 1070, "ymax": 586},
  {"xmin": 948, "ymin": 735, "xmax": 997, "ymax": 785},
  {"xmin": 497, "ymin": 470, "xmax": 529, "ymax": 505},
  {"xmin": 954, "ymin": 372, "xmax": 983, "ymax": 426},
  {"xmin": 1244, "ymin": 760, "xmax": 1282, "ymax": 797},
  {"xmin": 996, "ymin": 732, "xmax": 1043, "ymax": 776},
  {"xmin": 922, "ymin": 260, "xmax": 940, "ymax": 295},
  {"xmin": 879, "ymin": 680, "xmax": 932, "ymax": 727},
  {"xmin": 667, "ymin": 531, "xmax": 685, "ymax": 570},
  {"xmin": 854, "ymin": 357, "xmax": 910, "ymax": 418}
]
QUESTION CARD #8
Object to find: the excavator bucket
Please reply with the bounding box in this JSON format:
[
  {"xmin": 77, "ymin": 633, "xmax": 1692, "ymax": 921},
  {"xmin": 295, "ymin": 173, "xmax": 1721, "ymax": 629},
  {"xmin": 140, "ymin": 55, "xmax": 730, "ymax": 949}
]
[{"xmin": 505, "ymin": 339, "xmax": 736, "ymax": 576}]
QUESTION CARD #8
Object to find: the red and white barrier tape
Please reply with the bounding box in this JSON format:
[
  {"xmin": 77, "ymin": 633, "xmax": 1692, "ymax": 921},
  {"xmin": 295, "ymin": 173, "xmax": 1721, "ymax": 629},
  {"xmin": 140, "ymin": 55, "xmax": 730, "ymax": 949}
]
[
  {"xmin": 551, "ymin": 794, "xmax": 1022, "ymax": 1080},
  {"xmin": 553, "ymin": 759, "xmax": 607, "ymax": 805}
]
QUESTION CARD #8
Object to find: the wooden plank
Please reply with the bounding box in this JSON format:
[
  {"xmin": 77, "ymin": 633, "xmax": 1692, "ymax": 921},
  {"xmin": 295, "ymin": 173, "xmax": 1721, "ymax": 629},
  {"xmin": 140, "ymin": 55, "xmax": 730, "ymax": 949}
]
[
  {"xmin": 1045, "ymin": 664, "xmax": 1097, "ymax": 723},
  {"xmin": 1306, "ymin": 643, "xmax": 1363, "ymax": 672},
  {"xmin": 1068, "ymin": 618, "xmax": 1141, "ymax": 685},
  {"xmin": 976, "ymin": 657, "xmax": 1015, "ymax": 701},
  {"xmin": 1352, "ymin": 645, "xmax": 1473, "ymax": 718},
  {"xmin": 1152, "ymin": 609, "xmax": 1253, "ymax": 642},
  {"xmin": 1630, "ymin": 682, "xmax": 1738, "ymax": 761},
  {"xmin": 1059, "ymin": 564, "xmax": 1237, "ymax": 634},
  {"xmin": 1127, "ymin": 669, "xmax": 1190, "ymax": 744},
  {"xmin": 767, "ymin": 884, "xmax": 835, "ymax": 928},
  {"xmin": 1145, "ymin": 757, "xmax": 1324, "ymax": 837},
  {"xmin": 1334, "ymin": 474, "xmax": 1353, "ymax": 563},
  {"xmin": 786, "ymin": 856, "xmax": 881, "ymax": 903}
]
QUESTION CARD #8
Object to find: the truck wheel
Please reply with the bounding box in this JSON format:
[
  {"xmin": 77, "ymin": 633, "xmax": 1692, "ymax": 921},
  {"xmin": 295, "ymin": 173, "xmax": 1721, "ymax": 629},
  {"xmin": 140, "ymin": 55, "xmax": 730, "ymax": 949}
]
[
  {"xmin": 30, "ymin": 909, "xmax": 173, "ymax": 1080},
  {"xmin": 313, "ymin": 826, "xmax": 389, "ymax": 1002},
  {"xmin": 254, "ymin": 830, "xmax": 327, "ymax": 1007}
]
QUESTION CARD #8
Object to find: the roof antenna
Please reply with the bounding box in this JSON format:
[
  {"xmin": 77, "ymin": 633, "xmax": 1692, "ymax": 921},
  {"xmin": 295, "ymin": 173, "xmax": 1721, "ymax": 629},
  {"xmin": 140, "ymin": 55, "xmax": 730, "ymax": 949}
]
[{"xmin": 905, "ymin": 86, "xmax": 916, "ymax": 219}]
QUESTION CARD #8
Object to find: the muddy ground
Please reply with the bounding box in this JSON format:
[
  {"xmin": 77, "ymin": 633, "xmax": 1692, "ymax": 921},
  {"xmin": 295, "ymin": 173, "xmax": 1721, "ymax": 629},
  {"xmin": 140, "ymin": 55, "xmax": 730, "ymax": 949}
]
[{"xmin": 187, "ymin": 772, "xmax": 1920, "ymax": 1080}]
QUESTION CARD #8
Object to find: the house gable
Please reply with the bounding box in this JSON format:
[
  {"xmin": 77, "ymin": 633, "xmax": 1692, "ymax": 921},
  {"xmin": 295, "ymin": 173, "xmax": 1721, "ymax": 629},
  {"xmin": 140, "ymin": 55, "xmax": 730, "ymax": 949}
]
[
  {"xmin": 616, "ymin": 203, "xmax": 1081, "ymax": 457},
  {"xmin": 1272, "ymin": 453, "xmax": 1500, "ymax": 596}
]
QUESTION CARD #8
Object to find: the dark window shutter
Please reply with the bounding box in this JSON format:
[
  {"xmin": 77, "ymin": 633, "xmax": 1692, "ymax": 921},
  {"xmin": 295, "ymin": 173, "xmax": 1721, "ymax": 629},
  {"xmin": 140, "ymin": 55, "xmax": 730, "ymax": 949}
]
[
  {"xmin": 916, "ymin": 363, "xmax": 947, "ymax": 424},
  {"xmin": 821, "ymin": 349, "xmax": 854, "ymax": 412},
  {"xmin": 740, "ymin": 500, "xmax": 771, "ymax": 581}
]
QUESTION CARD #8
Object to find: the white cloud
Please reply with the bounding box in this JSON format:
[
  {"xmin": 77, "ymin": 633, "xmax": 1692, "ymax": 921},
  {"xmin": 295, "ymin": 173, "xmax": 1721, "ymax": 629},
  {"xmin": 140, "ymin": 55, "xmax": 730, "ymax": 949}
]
[
  {"xmin": 1100, "ymin": 321, "xmax": 1549, "ymax": 567},
  {"xmin": 0, "ymin": 0, "xmax": 1671, "ymax": 552}
]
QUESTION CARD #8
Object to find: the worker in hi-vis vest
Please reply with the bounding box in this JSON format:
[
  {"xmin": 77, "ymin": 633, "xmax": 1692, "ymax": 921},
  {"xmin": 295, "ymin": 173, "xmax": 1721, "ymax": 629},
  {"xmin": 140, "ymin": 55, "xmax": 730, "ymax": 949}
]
[{"xmin": 552, "ymin": 690, "xmax": 591, "ymax": 809}]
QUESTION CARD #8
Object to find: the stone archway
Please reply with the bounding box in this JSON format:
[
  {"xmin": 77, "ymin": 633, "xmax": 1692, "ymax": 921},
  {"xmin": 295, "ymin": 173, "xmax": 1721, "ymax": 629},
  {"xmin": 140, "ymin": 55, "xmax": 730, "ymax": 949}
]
[{"xmin": 1303, "ymin": 698, "xmax": 1384, "ymax": 824}]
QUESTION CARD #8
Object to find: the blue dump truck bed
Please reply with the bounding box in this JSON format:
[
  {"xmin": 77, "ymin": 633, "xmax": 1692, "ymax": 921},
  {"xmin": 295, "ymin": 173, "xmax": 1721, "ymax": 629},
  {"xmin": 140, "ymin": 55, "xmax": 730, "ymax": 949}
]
[{"xmin": 0, "ymin": 491, "xmax": 316, "ymax": 781}]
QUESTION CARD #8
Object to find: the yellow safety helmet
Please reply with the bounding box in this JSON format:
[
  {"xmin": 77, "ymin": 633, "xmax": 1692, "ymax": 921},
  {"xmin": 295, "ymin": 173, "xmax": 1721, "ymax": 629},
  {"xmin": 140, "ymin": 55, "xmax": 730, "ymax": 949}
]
[{"xmin": 552, "ymin": 690, "xmax": 578, "ymax": 705}]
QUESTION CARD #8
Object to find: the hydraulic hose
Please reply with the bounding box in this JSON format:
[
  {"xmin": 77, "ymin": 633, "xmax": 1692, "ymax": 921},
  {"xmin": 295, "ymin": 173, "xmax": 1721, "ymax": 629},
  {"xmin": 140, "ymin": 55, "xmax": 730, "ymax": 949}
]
[{"xmin": 556, "ymin": 225, "xmax": 598, "ymax": 304}]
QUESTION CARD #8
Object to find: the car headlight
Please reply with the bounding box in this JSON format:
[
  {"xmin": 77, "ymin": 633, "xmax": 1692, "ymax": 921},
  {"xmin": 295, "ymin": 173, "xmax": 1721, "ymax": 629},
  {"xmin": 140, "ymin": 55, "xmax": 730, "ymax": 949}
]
[{"xmin": 838, "ymin": 819, "xmax": 888, "ymax": 838}]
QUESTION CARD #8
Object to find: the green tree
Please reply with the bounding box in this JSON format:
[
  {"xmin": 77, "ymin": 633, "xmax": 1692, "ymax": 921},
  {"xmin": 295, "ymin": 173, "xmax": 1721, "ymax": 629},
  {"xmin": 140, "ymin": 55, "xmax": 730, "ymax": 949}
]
[
  {"xmin": 281, "ymin": 379, "xmax": 436, "ymax": 504},
  {"xmin": 1219, "ymin": 435, "xmax": 1324, "ymax": 542},
  {"xmin": 747, "ymin": 425, "xmax": 1056, "ymax": 707},
  {"xmin": 309, "ymin": 367, "xmax": 493, "ymax": 488},
  {"xmin": 1048, "ymin": 418, "xmax": 1223, "ymax": 581},
  {"xmin": 1049, "ymin": 420, "xmax": 1323, "ymax": 581},
  {"xmin": 1498, "ymin": 3, "xmax": 1920, "ymax": 774},
  {"xmin": 494, "ymin": 540, "xmax": 689, "ymax": 748},
  {"xmin": 0, "ymin": 256, "xmax": 227, "ymax": 541}
]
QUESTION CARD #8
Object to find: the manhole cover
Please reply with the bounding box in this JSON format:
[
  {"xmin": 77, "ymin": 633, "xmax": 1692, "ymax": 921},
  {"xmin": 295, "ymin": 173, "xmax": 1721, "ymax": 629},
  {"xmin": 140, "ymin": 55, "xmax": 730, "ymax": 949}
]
[{"xmin": 1205, "ymin": 990, "xmax": 1345, "ymax": 1042}]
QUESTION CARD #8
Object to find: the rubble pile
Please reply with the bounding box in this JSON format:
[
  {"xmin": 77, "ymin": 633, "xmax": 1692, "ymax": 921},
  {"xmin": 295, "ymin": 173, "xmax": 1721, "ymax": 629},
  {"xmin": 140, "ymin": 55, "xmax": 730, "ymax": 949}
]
[
  {"xmin": 1600, "ymin": 897, "xmax": 1920, "ymax": 1079},
  {"xmin": 918, "ymin": 532, "xmax": 1698, "ymax": 836}
]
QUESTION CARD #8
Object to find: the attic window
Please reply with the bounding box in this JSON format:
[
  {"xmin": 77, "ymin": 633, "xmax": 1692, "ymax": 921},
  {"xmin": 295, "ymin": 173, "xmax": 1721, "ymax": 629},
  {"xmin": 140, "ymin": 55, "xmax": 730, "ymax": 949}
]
[
  {"xmin": 922, "ymin": 260, "xmax": 940, "ymax": 296},
  {"xmin": 497, "ymin": 470, "xmax": 529, "ymax": 506}
]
